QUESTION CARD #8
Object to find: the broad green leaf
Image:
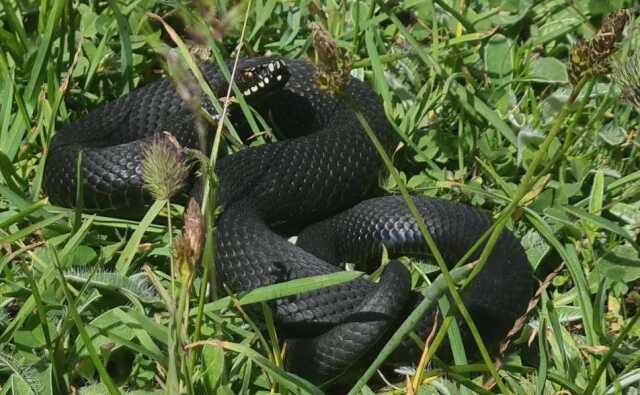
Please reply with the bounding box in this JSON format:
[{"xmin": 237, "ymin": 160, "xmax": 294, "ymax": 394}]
[
  {"xmin": 115, "ymin": 199, "xmax": 164, "ymax": 274},
  {"xmin": 202, "ymin": 345, "xmax": 225, "ymax": 392},
  {"xmin": 526, "ymin": 57, "xmax": 569, "ymax": 83},
  {"xmin": 596, "ymin": 245, "xmax": 640, "ymax": 283},
  {"xmin": 484, "ymin": 34, "xmax": 514, "ymax": 82}
]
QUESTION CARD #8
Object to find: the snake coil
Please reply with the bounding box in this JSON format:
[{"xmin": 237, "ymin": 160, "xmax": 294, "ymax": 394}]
[{"xmin": 44, "ymin": 57, "xmax": 535, "ymax": 387}]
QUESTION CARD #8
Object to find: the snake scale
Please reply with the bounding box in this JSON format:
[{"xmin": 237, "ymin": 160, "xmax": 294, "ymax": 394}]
[{"xmin": 44, "ymin": 57, "xmax": 535, "ymax": 388}]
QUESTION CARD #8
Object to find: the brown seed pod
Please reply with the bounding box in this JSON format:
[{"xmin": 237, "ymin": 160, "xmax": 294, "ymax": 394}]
[
  {"xmin": 310, "ymin": 23, "xmax": 352, "ymax": 95},
  {"xmin": 568, "ymin": 8, "xmax": 635, "ymax": 84}
]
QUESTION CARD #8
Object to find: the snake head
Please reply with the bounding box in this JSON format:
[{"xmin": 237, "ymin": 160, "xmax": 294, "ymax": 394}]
[{"xmin": 235, "ymin": 58, "xmax": 289, "ymax": 98}]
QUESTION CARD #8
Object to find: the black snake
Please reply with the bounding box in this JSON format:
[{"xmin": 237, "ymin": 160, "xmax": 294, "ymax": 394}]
[{"xmin": 44, "ymin": 57, "xmax": 535, "ymax": 388}]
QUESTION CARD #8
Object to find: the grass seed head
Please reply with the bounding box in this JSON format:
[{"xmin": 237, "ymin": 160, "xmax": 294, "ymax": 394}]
[
  {"xmin": 311, "ymin": 22, "xmax": 338, "ymax": 72},
  {"xmin": 192, "ymin": 0, "xmax": 236, "ymax": 42},
  {"xmin": 173, "ymin": 234, "xmax": 192, "ymax": 281},
  {"xmin": 614, "ymin": 52, "xmax": 640, "ymax": 110},
  {"xmin": 569, "ymin": 9, "xmax": 635, "ymax": 83},
  {"xmin": 183, "ymin": 198, "xmax": 204, "ymax": 264},
  {"xmin": 166, "ymin": 51, "xmax": 201, "ymax": 111},
  {"xmin": 173, "ymin": 199, "xmax": 204, "ymax": 281},
  {"xmin": 142, "ymin": 133, "xmax": 191, "ymax": 201},
  {"xmin": 311, "ymin": 23, "xmax": 352, "ymax": 95}
]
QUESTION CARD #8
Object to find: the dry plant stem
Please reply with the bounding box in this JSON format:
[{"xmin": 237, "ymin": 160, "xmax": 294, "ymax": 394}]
[
  {"xmin": 347, "ymin": 96, "xmax": 510, "ymax": 394},
  {"xmin": 411, "ymin": 314, "xmax": 439, "ymax": 389},
  {"xmin": 423, "ymin": 315, "xmax": 455, "ymax": 367},
  {"xmin": 497, "ymin": 263, "xmax": 565, "ymax": 358}
]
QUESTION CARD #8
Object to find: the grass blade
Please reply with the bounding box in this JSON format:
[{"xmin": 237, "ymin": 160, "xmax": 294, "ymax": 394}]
[{"xmin": 115, "ymin": 199, "xmax": 165, "ymax": 274}]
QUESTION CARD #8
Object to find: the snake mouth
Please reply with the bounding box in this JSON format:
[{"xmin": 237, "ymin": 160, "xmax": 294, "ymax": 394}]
[{"xmin": 236, "ymin": 59, "xmax": 289, "ymax": 98}]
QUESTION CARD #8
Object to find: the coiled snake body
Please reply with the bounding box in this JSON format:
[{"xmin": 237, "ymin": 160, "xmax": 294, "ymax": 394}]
[{"xmin": 44, "ymin": 57, "xmax": 535, "ymax": 387}]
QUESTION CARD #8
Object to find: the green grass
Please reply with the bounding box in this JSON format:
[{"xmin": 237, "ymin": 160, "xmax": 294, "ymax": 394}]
[{"xmin": 1, "ymin": 0, "xmax": 640, "ymax": 394}]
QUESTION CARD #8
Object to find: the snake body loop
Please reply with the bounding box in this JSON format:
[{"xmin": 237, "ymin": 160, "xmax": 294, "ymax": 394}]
[{"xmin": 44, "ymin": 57, "xmax": 535, "ymax": 387}]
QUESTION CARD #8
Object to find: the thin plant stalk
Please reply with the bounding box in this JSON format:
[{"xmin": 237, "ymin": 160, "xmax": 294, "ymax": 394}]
[
  {"xmin": 349, "ymin": 16, "xmax": 591, "ymax": 391},
  {"xmin": 202, "ymin": 0, "xmax": 254, "ymax": 211},
  {"xmin": 385, "ymin": 3, "xmax": 595, "ymax": 378},
  {"xmin": 346, "ymin": 96, "xmax": 509, "ymax": 393},
  {"xmin": 177, "ymin": 268, "xmax": 195, "ymax": 395},
  {"xmin": 261, "ymin": 302, "xmax": 287, "ymax": 395},
  {"xmin": 411, "ymin": 298, "xmax": 440, "ymax": 390},
  {"xmin": 538, "ymin": 80, "xmax": 596, "ymax": 182},
  {"xmin": 167, "ymin": 199, "xmax": 176, "ymax": 300},
  {"xmin": 190, "ymin": 169, "xmax": 216, "ymax": 371},
  {"xmin": 149, "ymin": 1, "xmax": 254, "ymax": 375},
  {"xmin": 460, "ymin": 75, "xmax": 589, "ymax": 294},
  {"xmin": 418, "ymin": 75, "xmax": 591, "ymax": 378},
  {"xmin": 195, "ymin": 0, "xmax": 254, "ymax": 371}
]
